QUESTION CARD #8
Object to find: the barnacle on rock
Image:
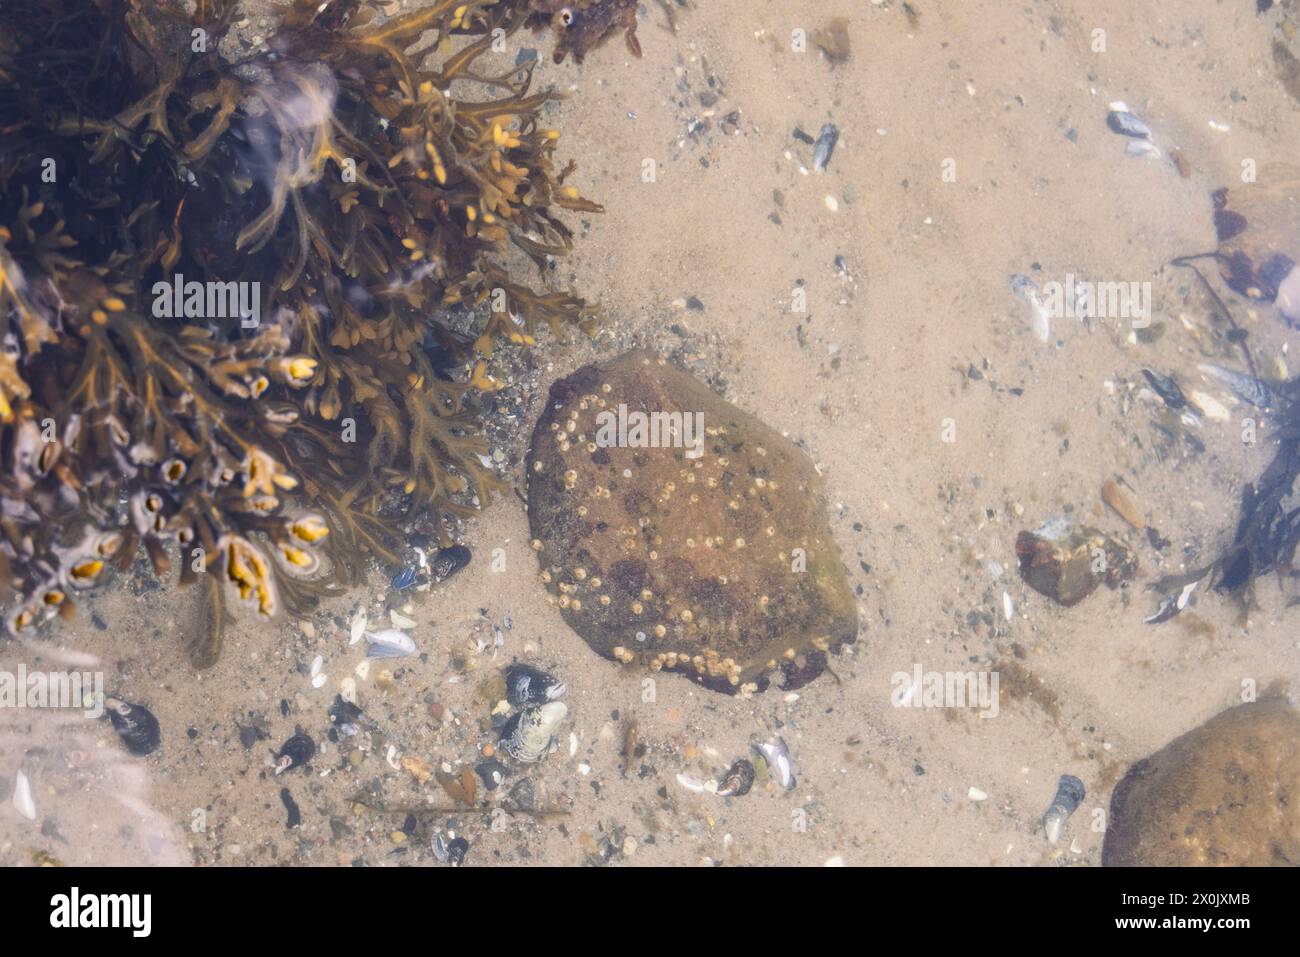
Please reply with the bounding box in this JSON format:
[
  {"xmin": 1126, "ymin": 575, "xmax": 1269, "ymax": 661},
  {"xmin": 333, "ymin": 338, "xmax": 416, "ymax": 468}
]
[{"xmin": 0, "ymin": 0, "xmax": 601, "ymax": 660}]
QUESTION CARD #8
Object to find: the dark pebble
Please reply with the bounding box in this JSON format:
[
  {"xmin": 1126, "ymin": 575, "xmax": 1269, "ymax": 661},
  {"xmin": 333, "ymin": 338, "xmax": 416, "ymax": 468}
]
[{"xmin": 280, "ymin": 788, "xmax": 301, "ymax": 829}]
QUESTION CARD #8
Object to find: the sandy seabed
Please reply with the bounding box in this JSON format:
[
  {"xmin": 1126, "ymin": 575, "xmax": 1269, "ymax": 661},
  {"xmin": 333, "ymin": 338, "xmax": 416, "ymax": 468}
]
[{"xmin": 2, "ymin": 0, "xmax": 1299, "ymax": 867}]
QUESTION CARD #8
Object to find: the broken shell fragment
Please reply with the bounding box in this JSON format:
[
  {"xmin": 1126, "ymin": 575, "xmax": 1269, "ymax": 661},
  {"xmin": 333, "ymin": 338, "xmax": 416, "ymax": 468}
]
[
  {"xmin": 1144, "ymin": 577, "xmax": 1200, "ymax": 625},
  {"xmin": 329, "ymin": 695, "xmax": 363, "ymax": 735},
  {"xmin": 1197, "ymin": 363, "xmax": 1271, "ymax": 409},
  {"xmin": 1015, "ymin": 519, "xmax": 1136, "ymax": 606},
  {"xmin": 500, "ymin": 701, "xmax": 568, "ymax": 763},
  {"xmin": 364, "ymin": 628, "xmax": 417, "ymax": 659},
  {"xmin": 1041, "ymin": 774, "xmax": 1086, "ymax": 845},
  {"xmin": 1140, "ymin": 368, "xmax": 1186, "ymax": 409},
  {"xmin": 1125, "ymin": 139, "xmax": 1161, "ymax": 159},
  {"xmin": 717, "ymin": 758, "xmax": 756, "ymax": 797},
  {"xmin": 273, "ymin": 733, "xmax": 315, "ymax": 775},
  {"xmin": 812, "ymin": 122, "xmax": 839, "ymax": 172},
  {"xmin": 434, "ymin": 832, "xmax": 470, "ymax": 866},
  {"xmin": 1186, "ymin": 389, "xmax": 1230, "ymax": 423},
  {"xmin": 504, "ymin": 664, "xmax": 566, "ymax": 706},
  {"xmin": 752, "ymin": 737, "xmax": 796, "ymax": 790},
  {"xmin": 106, "ymin": 698, "xmax": 161, "ymax": 757},
  {"xmin": 1107, "ymin": 104, "xmax": 1151, "ymax": 138},
  {"xmin": 1100, "ymin": 479, "xmax": 1144, "ymax": 530},
  {"xmin": 1009, "ymin": 274, "xmax": 1051, "ymax": 343},
  {"xmin": 11, "ymin": 769, "xmax": 36, "ymax": 820},
  {"xmin": 1103, "ymin": 699, "xmax": 1300, "ymax": 866}
]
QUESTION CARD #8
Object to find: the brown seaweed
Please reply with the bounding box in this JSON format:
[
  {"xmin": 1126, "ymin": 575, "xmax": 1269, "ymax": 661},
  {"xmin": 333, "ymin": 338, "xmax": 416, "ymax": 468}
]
[
  {"xmin": 1151, "ymin": 175, "xmax": 1300, "ymax": 615},
  {"xmin": 0, "ymin": 0, "xmax": 603, "ymax": 652}
]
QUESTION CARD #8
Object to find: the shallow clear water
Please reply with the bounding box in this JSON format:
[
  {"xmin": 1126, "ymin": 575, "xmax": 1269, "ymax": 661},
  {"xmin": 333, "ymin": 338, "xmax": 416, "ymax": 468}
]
[{"xmin": 3, "ymin": 0, "xmax": 1299, "ymax": 868}]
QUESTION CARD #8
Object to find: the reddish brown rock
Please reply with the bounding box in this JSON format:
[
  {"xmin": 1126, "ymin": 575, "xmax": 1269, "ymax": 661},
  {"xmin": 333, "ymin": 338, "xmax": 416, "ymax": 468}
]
[{"xmin": 1015, "ymin": 519, "xmax": 1136, "ymax": 607}]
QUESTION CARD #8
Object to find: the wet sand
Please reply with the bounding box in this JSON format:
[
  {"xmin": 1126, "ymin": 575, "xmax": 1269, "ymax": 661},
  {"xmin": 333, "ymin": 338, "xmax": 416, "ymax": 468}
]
[{"xmin": 2, "ymin": 0, "xmax": 1299, "ymax": 866}]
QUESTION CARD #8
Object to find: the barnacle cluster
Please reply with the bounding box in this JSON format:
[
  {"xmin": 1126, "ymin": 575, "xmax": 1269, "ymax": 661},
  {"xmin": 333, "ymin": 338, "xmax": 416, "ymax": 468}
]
[{"xmin": 0, "ymin": 0, "xmax": 602, "ymax": 658}]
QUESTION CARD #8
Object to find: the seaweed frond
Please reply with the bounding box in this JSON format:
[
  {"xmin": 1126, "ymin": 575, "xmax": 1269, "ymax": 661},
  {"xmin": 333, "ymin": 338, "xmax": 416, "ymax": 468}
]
[{"xmin": 0, "ymin": 0, "xmax": 601, "ymax": 658}]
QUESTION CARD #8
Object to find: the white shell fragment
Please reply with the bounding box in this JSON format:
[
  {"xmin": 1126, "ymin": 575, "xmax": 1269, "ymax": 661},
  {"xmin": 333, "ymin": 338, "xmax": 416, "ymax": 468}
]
[
  {"xmin": 502, "ymin": 701, "xmax": 568, "ymax": 763},
  {"xmin": 12, "ymin": 769, "xmax": 36, "ymax": 820},
  {"xmin": 1010, "ymin": 274, "xmax": 1051, "ymax": 343},
  {"xmin": 364, "ymin": 628, "xmax": 417, "ymax": 659},
  {"xmin": 753, "ymin": 737, "xmax": 796, "ymax": 790},
  {"xmin": 1144, "ymin": 580, "xmax": 1200, "ymax": 624},
  {"xmin": 1187, "ymin": 390, "xmax": 1230, "ymax": 422},
  {"xmin": 1276, "ymin": 264, "xmax": 1300, "ymax": 323},
  {"xmin": 349, "ymin": 609, "xmax": 367, "ymax": 645},
  {"xmin": 1041, "ymin": 774, "xmax": 1086, "ymax": 844},
  {"xmin": 1125, "ymin": 139, "xmax": 1161, "ymax": 159},
  {"xmin": 339, "ymin": 676, "xmax": 358, "ymax": 705},
  {"xmin": 812, "ymin": 122, "xmax": 838, "ymax": 173},
  {"xmin": 675, "ymin": 772, "xmax": 713, "ymax": 794}
]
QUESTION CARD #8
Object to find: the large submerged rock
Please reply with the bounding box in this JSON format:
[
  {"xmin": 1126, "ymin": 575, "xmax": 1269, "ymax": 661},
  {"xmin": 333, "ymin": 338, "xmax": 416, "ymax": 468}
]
[
  {"xmin": 1102, "ymin": 699, "xmax": 1300, "ymax": 866},
  {"xmin": 526, "ymin": 350, "xmax": 857, "ymax": 693}
]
